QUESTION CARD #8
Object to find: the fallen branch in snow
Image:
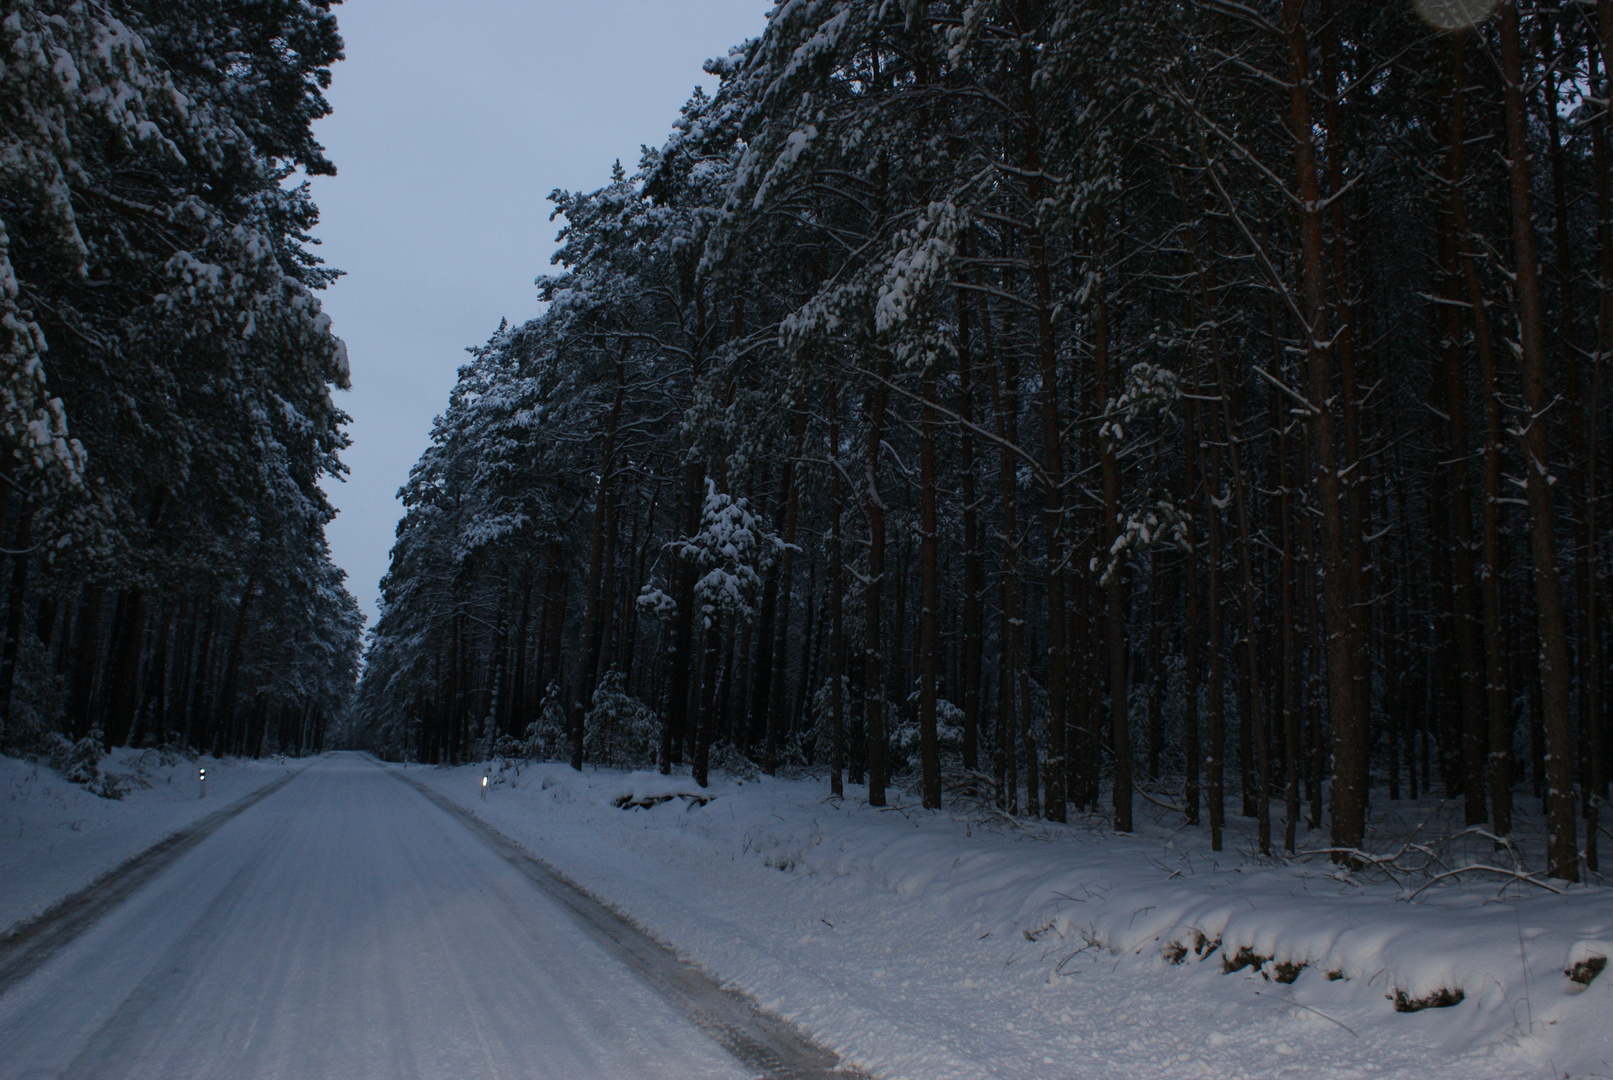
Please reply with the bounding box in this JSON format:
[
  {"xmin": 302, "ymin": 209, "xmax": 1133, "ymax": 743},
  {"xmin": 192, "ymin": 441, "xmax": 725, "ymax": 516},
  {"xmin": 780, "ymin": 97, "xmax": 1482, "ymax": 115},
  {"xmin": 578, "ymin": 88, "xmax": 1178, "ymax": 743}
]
[
  {"xmin": 1265, "ymin": 994, "xmax": 1359, "ymax": 1037},
  {"xmin": 1133, "ymin": 786, "xmax": 1187, "ymax": 815},
  {"xmin": 1404, "ymin": 865, "xmax": 1564, "ymax": 900},
  {"xmin": 1289, "ymin": 815, "xmax": 1566, "ymax": 899}
]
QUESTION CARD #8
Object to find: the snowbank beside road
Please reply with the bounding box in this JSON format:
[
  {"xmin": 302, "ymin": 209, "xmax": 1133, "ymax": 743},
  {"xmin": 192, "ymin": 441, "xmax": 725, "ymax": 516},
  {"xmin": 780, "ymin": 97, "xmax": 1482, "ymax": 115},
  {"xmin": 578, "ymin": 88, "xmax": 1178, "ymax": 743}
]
[
  {"xmin": 0, "ymin": 750, "xmax": 298, "ymax": 934},
  {"xmin": 412, "ymin": 759, "xmax": 1611, "ymax": 1080}
]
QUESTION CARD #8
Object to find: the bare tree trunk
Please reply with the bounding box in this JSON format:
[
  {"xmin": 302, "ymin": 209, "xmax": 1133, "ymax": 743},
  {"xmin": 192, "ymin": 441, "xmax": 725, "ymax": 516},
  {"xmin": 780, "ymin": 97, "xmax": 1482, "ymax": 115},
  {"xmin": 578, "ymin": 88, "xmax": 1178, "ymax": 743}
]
[
  {"xmin": 1501, "ymin": 0, "xmax": 1578, "ymax": 881},
  {"xmin": 829, "ymin": 378, "xmax": 846, "ymax": 798},
  {"xmin": 1283, "ymin": 0, "xmax": 1365, "ymax": 858},
  {"xmin": 957, "ymin": 279, "xmax": 984, "ymax": 777},
  {"xmin": 1183, "ymin": 396, "xmax": 1203, "ymax": 828},
  {"xmin": 1438, "ymin": 201, "xmax": 1488, "ymax": 826},
  {"xmin": 1585, "ymin": 0, "xmax": 1613, "ymax": 869},
  {"xmin": 1146, "ymin": 560, "xmax": 1163, "ymax": 782},
  {"xmin": 692, "ymin": 612, "xmax": 720, "ymax": 786},
  {"xmin": 987, "ymin": 306, "xmax": 1033, "ymax": 815},
  {"xmin": 215, "ymin": 579, "xmax": 257, "ymax": 757},
  {"xmin": 1281, "ymin": 392, "xmax": 1300, "ymax": 850},
  {"xmin": 766, "ymin": 411, "xmax": 809, "ymax": 772},
  {"xmin": 1209, "ymin": 352, "xmax": 1272, "ymax": 855},
  {"xmin": 574, "ymin": 352, "xmax": 626, "ymax": 770},
  {"xmin": 509, "ymin": 572, "xmax": 532, "ymax": 739},
  {"xmin": 864, "ymin": 355, "xmax": 892, "ymax": 807},
  {"xmin": 1095, "ymin": 258, "xmax": 1127, "ymax": 831},
  {"xmin": 1446, "ymin": 36, "xmax": 1514, "ymax": 836},
  {"xmin": 185, "ymin": 600, "xmax": 215, "ymax": 751},
  {"xmin": 1320, "ymin": 0, "xmax": 1372, "ymax": 807},
  {"xmin": 1204, "ymin": 402, "xmax": 1227, "ymax": 852},
  {"xmin": 0, "ymin": 510, "xmax": 30, "ymax": 727},
  {"xmin": 1011, "ymin": 0, "xmax": 1067, "ymax": 821},
  {"xmin": 918, "ymin": 354, "xmax": 942, "ymax": 808},
  {"xmin": 1544, "ymin": 15, "xmax": 1596, "ymax": 859}
]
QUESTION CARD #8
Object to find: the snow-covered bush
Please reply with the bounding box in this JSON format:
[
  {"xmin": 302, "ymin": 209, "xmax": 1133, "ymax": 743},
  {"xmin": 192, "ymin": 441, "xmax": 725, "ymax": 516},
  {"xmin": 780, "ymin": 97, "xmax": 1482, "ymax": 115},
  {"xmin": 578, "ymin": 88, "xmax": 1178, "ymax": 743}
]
[
  {"xmin": 803, "ymin": 676, "xmax": 850, "ymax": 766},
  {"xmin": 522, "ymin": 686, "xmax": 570, "ymax": 759},
  {"xmin": 582, "ymin": 670, "xmax": 659, "ymax": 769},
  {"xmin": 708, "ymin": 741, "xmax": 760, "ymax": 781},
  {"xmin": 47, "ymin": 729, "xmax": 126, "ymax": 799}
]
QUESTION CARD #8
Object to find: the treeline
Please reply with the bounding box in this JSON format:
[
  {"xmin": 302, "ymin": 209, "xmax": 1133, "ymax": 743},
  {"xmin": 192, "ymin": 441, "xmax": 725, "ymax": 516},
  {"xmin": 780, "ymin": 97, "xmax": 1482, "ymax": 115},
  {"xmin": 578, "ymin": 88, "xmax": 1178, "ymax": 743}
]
[
  {"xmin": 0, "ymin": 1, "xmax": 362, "ymax": 765},
  {"xmin": 355, "ymin": 0, "xmax": 1609, "ymax": 883}
]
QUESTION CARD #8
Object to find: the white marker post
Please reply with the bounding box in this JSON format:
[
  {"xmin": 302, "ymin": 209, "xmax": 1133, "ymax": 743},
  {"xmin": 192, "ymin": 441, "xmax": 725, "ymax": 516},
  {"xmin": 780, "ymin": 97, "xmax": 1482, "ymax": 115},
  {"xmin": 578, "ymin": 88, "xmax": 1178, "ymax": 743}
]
[
  {"xmin": 198, "ymin": 766, "xmax": 207, "ymax": 799},
  {"xmin": 481, "ymin": 772, "xmax": 489, "ymax": 800}
]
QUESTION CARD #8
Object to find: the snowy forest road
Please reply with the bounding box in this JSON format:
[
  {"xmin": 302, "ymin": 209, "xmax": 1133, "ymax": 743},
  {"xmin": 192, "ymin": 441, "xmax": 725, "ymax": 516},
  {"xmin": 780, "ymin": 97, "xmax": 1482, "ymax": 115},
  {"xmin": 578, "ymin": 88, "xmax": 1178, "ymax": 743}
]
[{"xmin": 0, "ymin": 753, "xmax": 856, "ymax": 1080}]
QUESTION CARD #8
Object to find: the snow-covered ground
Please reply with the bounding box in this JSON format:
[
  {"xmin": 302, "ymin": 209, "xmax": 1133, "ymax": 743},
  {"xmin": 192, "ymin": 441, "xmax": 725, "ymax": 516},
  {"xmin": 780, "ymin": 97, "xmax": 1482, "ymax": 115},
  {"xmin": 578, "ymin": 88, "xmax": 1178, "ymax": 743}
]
[
  {"xmin": 0, "ymin": 749, "xmax": 298, "ymax": 934},
  {"xmin": 412, "ymin": 760, "xmax": 1612, "ymax": 1080}
]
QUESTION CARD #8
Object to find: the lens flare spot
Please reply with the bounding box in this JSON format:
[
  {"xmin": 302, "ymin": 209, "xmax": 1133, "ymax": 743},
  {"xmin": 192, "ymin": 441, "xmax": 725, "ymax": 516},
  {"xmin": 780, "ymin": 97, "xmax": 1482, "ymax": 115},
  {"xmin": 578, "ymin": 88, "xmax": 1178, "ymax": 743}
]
[{"xmin": 1413, "ymin": 0, "xmax": 1501, "ymax": 30}]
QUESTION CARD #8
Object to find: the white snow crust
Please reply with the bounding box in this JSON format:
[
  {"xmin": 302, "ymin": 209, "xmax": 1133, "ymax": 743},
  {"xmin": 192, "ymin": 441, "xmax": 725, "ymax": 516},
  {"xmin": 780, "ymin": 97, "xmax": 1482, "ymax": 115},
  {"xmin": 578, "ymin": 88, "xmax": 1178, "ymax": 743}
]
[
  {"xmin": 417, "ymin": 761, "xmax": 1613, "ymax": 1080},
  {"xmin": 0, "ymin": 756, "xmax": 751, "ymax": 1079},
  {"xmin": 0, "ymin": 750, "xmax": 293, "ymax": 934}
]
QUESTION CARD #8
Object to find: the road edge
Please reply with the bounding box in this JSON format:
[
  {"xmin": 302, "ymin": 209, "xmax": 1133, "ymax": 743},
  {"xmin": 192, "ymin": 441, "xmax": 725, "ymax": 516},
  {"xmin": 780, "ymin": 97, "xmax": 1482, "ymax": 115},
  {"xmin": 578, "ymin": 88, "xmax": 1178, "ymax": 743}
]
[
  {"xmin": 0, "ymin": 758, "xmax": 314, "ymax": 994},
  {"xmin": 379, "ymin": 758, "xmax": 872, "ymax": 1080}
]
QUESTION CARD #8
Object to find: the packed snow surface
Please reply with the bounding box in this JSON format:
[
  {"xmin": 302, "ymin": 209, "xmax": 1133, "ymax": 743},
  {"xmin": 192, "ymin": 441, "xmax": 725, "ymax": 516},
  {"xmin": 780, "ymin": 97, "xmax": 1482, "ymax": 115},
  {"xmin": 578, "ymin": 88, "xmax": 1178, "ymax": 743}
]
[
  {"xmin": 0, "ymin": 754, "xmax": 752, "ymax": 1079},
  {"xmin": 417, "ymin": 760, "xmax": 1612, "ymax": 1080},
  {"xmin": 0, "ymin": 749, "xmax": 293, "ymax": 934},
  {"xmin": 2, "ymin": 750, "xmax": 1607, "ymax": 1078}
]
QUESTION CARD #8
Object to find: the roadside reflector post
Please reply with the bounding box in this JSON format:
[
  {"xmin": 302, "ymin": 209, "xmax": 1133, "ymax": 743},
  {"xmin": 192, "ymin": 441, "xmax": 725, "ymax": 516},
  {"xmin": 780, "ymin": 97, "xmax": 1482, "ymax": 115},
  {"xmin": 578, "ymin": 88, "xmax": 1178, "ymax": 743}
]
[
  {"xmin": 199, "ymin": 766, "xmax": 207, "ymax": 799},
  {"xmin": 481, "ymin": 771, "xmax": 489, "ymax": 800}
]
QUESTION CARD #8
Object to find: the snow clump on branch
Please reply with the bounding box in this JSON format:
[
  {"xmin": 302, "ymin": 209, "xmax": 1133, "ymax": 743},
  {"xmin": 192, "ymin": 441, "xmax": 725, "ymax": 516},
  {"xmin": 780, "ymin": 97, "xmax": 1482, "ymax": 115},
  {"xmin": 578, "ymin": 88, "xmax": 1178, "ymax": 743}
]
[{"xmin": 675, "ymin": 479, "xmax": 787, "ymax": 626}]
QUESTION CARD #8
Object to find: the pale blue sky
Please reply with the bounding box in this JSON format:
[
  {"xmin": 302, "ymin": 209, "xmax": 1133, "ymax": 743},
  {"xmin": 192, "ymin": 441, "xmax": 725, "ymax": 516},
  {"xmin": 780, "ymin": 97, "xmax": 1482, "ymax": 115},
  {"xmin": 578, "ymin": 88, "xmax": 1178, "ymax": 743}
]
[{"xmin": 310, "ymin": 0, "xmax": 768, "ymax": 628}]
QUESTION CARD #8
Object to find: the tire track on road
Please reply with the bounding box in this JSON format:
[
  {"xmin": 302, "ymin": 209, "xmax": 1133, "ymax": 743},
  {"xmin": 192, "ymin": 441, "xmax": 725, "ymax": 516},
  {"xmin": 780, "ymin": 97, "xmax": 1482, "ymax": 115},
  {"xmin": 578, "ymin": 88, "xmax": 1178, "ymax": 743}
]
[
  {"xmin": 0, "ymin": 761, "xmax": 311, "ymax": 995},
  {"xmin": 384, "ymin": 762, "xmax": 871, "ymax": 1080}
]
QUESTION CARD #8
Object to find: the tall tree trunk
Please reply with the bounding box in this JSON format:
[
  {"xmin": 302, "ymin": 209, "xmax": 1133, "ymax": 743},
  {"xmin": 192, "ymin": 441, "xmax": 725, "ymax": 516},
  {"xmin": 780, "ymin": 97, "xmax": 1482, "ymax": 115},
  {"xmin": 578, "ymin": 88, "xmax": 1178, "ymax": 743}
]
[
  {"xmin": 1204, "ymin": 402, "xmax": 1227, "ymax": 852},
  {"xmin": 1545, "ymin": 15, "xmax": 1596, "ymax": 856},
  {"xmin": 1095, "ymin": 252, "xmax": 1127, "ymax": 831},
  {"xmin": 693, "ymin": 614, "xmax": 721, "ymax": 787},
  {"xmin": 185, "ymin": 600, "xmax": 216, "ymax": 751},
  {"xmin": 663, "ymin": 463, "xmax": 703, "ymax": 776},
  {"xmin": 957, "ymin": 280, "xmax": 984, "ymax": 777},
  {"xmin": 1281, "ymin": 387, "xmax": 1300, "ymax": 850},
  {"xmin": 538, "ymin": 540, "xmax": 566, "ymax": 711},
  {"xmin": 103, "ymin": 589, "xmax": 148, "ymax": 749},
  {"xmin": 1010, "ymin": 0, "xmax": 1067, "ymax": 821},
  {"xmin": 0, "ymin": 509, "xmax": 31, "ymax": 726},
  {"xmin": 864, "ymin": 355, "xmax": 892, "ymax": 807},
  {"xmin": 1283, "ymin": 0, "xmax": 1365, "ymax": 858},
  {"xmin": 1447, "ymin": 35, "xmax": 1514, "ymax": 836},
  {"xmin": 510, "ymin": 573, "xmax": 532, "ymax": 739},
  {"xmin": 215, "ymin": 579, "xmax": 257, "ymax": 757},
  {"xmin": 987, "ymin": 304, "xmax": 1034, "ymax": 816},
  {"xmin": 1320, "ymin": 0, "xmax": 1372, "ymax": 807},
  {"xmin": 919, "ymin": 353, "xmax": 942, "ymax": 809},
  {"xmin": 1146, "ymin": 561, "xmax": 1163, "ymax": 782},
  {"xmin": 1501, "ymin": 0, "xmax": 1578, "ymax": 881},
  {"xmin": 1436, "ymin": 99, "xmax": 1488, "ymax": 824},
  {"xmin": 766, "ymin": 411, "xmax": 809, "ymax": 772},
  {"xmin": 829, "ymin": 378, "xmax": 846, "ymax": 798},
  {"xmin": 1183, "ymin": 395, "xmax": 1203, "ymax": 828},
  {"xmin": 1585, "ymin": 0, "xmax": 1613, "ymax": 868},
  {"xmin": 574, "ymin": 353, "xmax": 626, "ymax": 769},
  {"xmin": 1209, "ymin": 349, "xmax": 1272, "ymax": 854}
]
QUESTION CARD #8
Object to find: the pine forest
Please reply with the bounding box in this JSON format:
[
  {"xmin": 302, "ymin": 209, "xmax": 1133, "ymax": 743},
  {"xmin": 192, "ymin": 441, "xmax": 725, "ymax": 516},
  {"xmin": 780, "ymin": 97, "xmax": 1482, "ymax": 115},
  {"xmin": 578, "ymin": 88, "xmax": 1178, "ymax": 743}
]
[
  {"xmin": 349, "ymin": 0, "xmax": 1610, "ymax": 886},
  {"xmin": 5, "ymin": 2, "xmax": 1613, "ymax": 1076},
  {"xmin": 0, "ymin": 0, "xmax": 361, "ymax": 772}
]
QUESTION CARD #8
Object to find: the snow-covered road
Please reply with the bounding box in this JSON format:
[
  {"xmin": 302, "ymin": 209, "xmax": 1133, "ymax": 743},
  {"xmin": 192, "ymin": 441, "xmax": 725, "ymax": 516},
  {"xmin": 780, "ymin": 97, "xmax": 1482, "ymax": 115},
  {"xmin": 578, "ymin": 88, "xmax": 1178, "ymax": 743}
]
[{"xmin": 0, "ymin": 753, "xmax": 830, "ymax": 1079}]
